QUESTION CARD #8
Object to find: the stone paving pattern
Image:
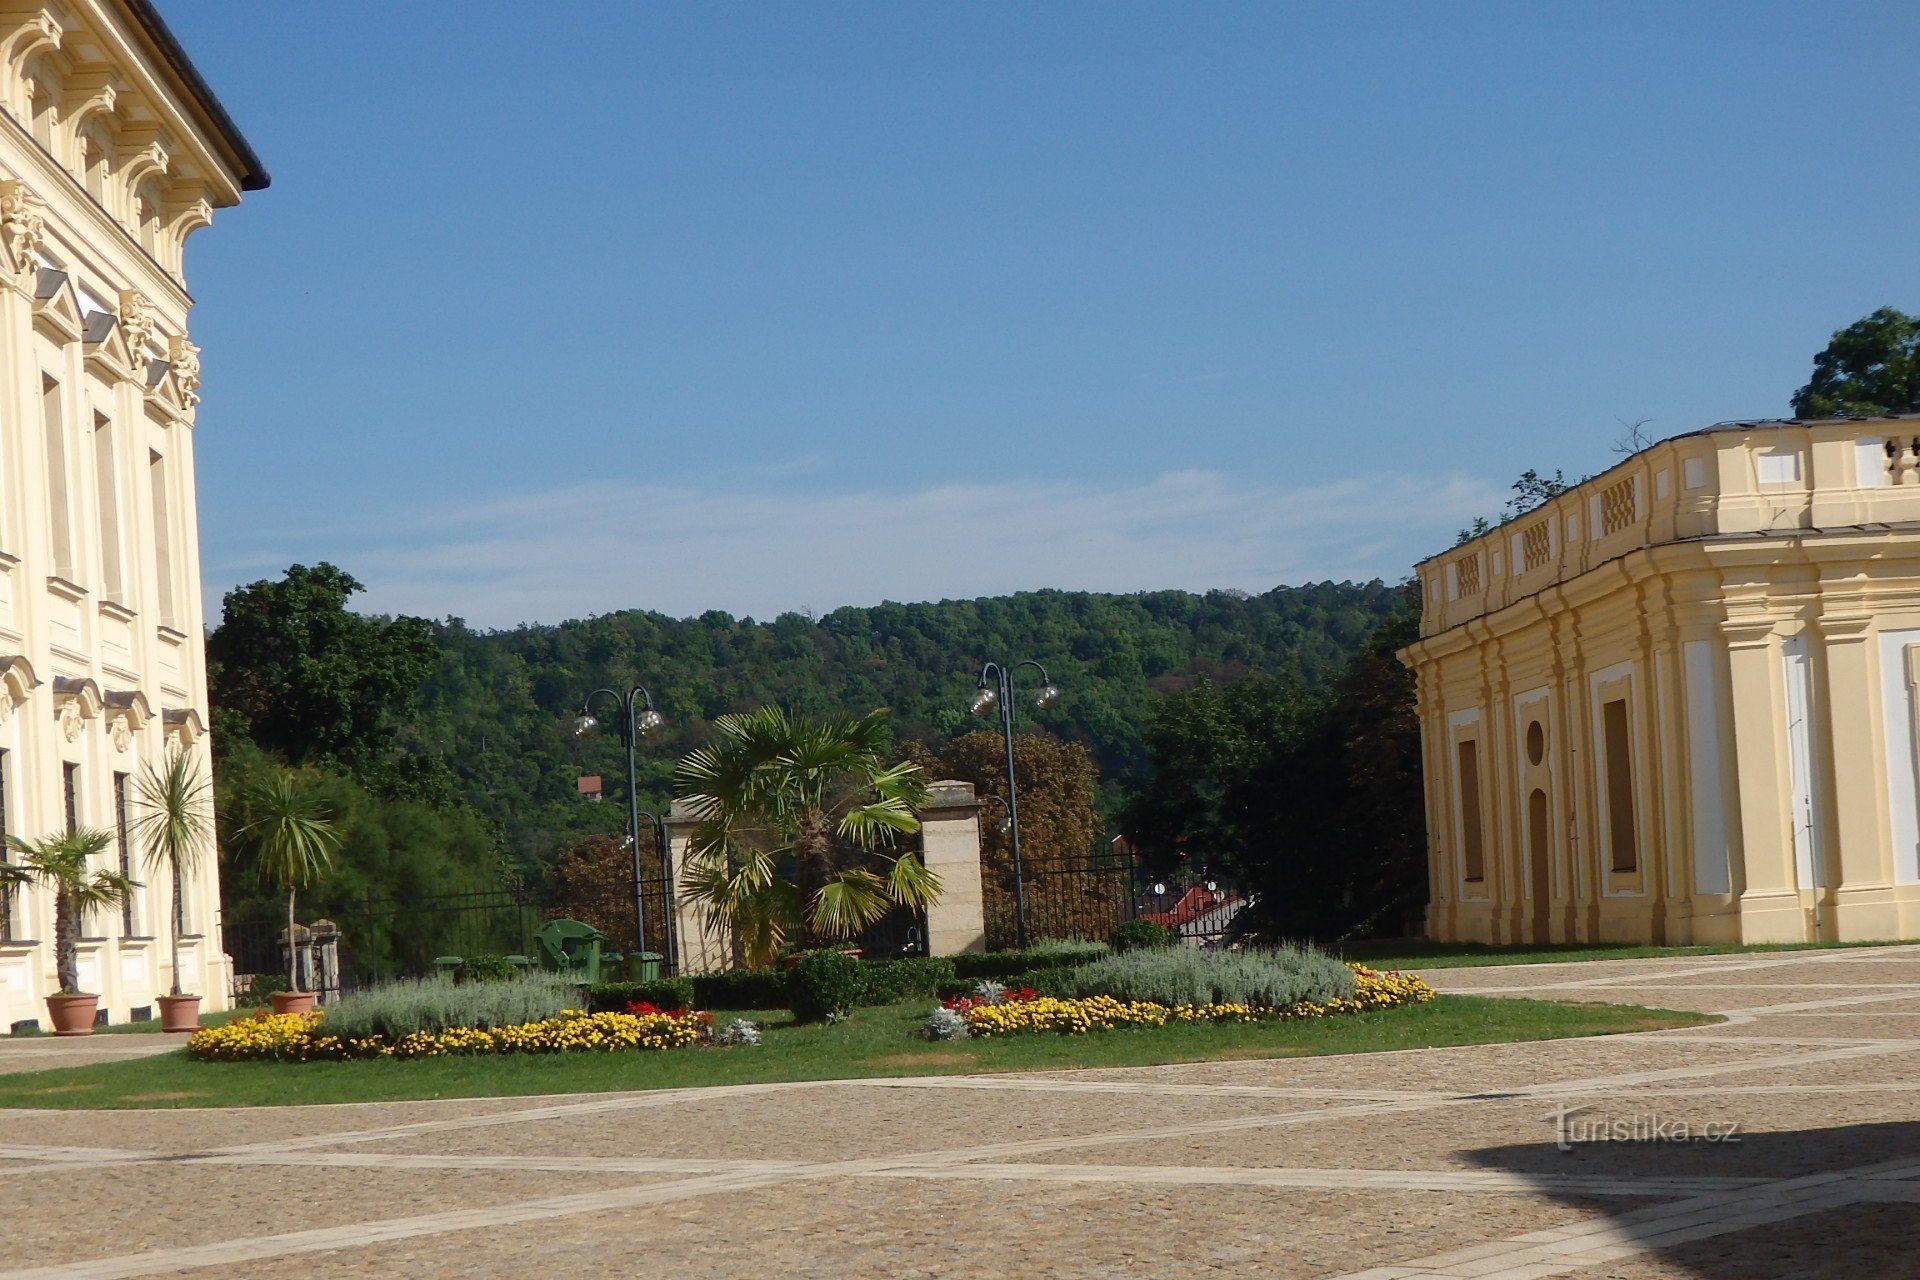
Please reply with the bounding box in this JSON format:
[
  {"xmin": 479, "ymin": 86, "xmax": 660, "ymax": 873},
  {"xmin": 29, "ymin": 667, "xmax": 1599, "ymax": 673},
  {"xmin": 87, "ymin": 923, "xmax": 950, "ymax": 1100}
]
[{"xmin": 4, "ymin": 945, "xmax": 1920, "ymax": 1278}]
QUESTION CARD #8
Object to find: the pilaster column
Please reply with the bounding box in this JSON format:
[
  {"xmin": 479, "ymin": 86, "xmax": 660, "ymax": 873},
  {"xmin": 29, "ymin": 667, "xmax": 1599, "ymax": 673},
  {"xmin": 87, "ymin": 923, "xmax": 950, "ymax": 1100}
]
[
  {"xmin": 1817, "ymin": 608, "xmax": 1899, "ymax": 938},
  {"xmin": 1722, "ymin": 616, "xmax": 1806, "ymax": 942},
  {"xmin": 662, "ymin": 802, "xmax": 733, "ymax": 975}
]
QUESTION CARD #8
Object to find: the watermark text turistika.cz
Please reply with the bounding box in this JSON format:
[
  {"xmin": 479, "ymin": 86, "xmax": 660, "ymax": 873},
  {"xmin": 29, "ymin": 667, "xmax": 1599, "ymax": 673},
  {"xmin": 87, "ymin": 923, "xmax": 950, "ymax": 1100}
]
[{"xmin": 1547, "ymin": 1104, "xmax": 1742, "ymax": 1152}]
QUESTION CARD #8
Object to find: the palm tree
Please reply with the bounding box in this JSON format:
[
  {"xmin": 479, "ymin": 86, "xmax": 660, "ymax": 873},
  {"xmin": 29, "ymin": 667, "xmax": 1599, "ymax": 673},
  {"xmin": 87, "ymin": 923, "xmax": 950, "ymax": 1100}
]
[
  {"xmin": 234, "ymin": 770, "xmax": 341, "ymax": 994},
  {"xmin": 3, "ymin": 829, "xmax": 135, "ymax": 994},
  {"xmin": 674, "ymin": 707, "xmax": 938, "ymax": 966},
  {"xmin": 132, "ymin": 749, "xmax": 216, "ymax": 998}
]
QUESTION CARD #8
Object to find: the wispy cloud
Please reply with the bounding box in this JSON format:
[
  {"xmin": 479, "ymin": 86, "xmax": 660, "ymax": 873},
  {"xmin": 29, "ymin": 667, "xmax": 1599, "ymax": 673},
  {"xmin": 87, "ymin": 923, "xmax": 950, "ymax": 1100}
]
[{"xmin": 209, "ymin": 470, "xmax": 1504, "ymax": 628}]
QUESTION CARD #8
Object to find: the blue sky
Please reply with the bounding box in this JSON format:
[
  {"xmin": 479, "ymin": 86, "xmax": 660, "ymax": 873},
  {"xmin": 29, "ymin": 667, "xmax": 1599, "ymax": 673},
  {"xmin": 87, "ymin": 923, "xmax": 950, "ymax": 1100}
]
[{"xmin": 164, "ymin": 1, "xmax": 1920, "ymax": 627}]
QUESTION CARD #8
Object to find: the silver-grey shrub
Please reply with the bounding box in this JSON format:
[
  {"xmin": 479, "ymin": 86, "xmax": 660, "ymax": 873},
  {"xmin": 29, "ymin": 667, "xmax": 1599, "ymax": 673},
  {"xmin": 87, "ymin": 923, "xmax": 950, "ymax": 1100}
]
[
  {"xmin": 322, "ymin": 973, "xmax": 577, "ymax": 1040},
  {"xmin": 1058, "ymin": 945, "xmax": 1355, "ymax": 1008},
  {"xmin": 1027, "ymin": 938, "xmax": 1109, "ymax": 960}
]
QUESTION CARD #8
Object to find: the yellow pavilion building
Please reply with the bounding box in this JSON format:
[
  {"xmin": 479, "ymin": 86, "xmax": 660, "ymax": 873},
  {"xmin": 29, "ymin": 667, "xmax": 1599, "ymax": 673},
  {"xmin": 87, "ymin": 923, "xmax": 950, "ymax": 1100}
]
[{"xmin": 1402, "ymin": 418, "xmax": 1920, "ymax": 945}]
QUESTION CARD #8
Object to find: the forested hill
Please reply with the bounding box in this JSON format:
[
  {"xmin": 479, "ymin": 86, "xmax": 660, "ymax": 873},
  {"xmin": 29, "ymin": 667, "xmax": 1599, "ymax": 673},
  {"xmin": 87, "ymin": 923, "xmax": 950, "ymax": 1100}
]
[{"xmin": 400, "ymin": 581, "xmax": 1408, "ymax": 871}]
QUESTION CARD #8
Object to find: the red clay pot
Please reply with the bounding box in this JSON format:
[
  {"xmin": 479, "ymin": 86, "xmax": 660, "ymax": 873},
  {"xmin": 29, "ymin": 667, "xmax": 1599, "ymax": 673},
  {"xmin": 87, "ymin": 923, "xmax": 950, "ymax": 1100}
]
[
  {"xmin": 45, "ymin": 993, "xmax": 98, "ymax": 1036},
  {"xmin": 269, "ymin": 991, "xmax": 317, "ymax": 1015},
  {"xmin": 157, "ymin": 993, "xmax": 202, "ymax": 1033}
]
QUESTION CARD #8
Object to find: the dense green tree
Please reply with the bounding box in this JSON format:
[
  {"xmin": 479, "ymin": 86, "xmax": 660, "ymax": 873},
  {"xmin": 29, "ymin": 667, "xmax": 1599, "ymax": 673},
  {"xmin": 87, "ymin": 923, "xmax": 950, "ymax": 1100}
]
[
  {"xmin": 1122, "ymin": 592, "xmax": 1427, "ymax": 942},
  {"xmin": 407, "ymin": 582, "xmax": 1403, "ymax": 875},
  {"xmin": 1792, "ymin": 308, "xmax": 1920, "ymax": 419},
  {"xmin": 207, "ymin": 563, "xmax": 444, "ymax": 796}
]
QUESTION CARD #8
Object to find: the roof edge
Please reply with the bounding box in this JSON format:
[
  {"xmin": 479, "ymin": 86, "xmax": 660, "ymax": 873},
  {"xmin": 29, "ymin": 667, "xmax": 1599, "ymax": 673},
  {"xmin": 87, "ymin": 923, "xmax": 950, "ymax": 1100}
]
[{"xmin": 122, "ymin": 0, "xmax": 269, "ymax": 192}]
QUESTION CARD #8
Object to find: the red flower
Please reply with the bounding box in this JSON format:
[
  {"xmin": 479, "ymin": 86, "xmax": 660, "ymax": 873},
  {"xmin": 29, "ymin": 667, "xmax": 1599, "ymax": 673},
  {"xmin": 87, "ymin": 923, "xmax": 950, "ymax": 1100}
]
[{"xmin": 625, "ymin": 1000, "xmax": 688, "ymax": 1017}]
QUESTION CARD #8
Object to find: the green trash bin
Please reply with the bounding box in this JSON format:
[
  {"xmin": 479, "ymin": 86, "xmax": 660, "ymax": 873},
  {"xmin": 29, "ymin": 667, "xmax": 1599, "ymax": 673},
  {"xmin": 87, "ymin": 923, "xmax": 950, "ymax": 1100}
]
[{"xmin": 626, "ymin": 951, "xmax": 664, "ymax": 982}]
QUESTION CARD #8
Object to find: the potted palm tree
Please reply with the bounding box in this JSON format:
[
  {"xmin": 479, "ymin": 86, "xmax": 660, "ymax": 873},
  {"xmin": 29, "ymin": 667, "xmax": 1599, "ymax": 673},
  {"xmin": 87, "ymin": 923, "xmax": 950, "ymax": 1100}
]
[
  {"xmin": 234, "ymin": 770, "xmax": 340, "ymax": 1015},
  {"xmin": 133, "ymin": 749, "xmax": 216, "ymax": 1032},
  {"xmin": 1, "ymin": 828, "xmax": 136, "ymax": 1035},
  {"xmin": 675, "ymin": 707, "xmax": 938, "ymax": 967}
]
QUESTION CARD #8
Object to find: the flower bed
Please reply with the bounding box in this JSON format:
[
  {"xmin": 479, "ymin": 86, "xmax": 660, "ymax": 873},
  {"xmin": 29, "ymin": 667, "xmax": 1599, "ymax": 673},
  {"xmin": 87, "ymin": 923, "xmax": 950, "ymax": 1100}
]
[
  {"xmin": 956, "ymin": 966, "xmax": 1434, "ymax": 1038},
  {"xmin": 187, "ymin": 1007, "xmax": 712, "ymax": 1063}
]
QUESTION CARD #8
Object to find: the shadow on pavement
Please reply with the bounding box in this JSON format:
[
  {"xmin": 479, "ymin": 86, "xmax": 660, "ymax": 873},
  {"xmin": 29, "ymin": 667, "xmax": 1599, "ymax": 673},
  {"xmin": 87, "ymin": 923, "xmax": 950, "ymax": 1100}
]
[{"xmin": 1465, "ymin": 1116, "xmax": 1920, "ymax": 1278}]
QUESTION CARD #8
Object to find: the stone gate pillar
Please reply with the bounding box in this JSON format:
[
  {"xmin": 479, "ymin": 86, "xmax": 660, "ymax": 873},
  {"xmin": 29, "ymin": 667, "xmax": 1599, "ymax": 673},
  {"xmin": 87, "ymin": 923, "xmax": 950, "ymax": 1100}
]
[
  {"xmin": 920, "ymin": 781, "xmax": 988, "ymax": 956},
  {"xmin": 663, "ymin": 801, "xmax": 733, "ymax": 975}
]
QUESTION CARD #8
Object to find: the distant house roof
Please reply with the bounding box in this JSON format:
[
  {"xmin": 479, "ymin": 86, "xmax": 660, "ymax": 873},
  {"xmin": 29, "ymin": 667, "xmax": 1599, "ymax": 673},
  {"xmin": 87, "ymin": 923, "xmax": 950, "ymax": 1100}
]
[{"xmin": 123, "ymin": 0, "xmax": 270, "ymax": 191}]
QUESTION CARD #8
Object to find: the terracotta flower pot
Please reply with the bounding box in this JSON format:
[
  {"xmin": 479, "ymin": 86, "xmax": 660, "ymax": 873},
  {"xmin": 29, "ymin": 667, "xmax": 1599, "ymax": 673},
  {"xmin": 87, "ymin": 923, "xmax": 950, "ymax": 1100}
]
[
  {"xmin": 157, "ymin": 993, "xmax": 202, "ymax": 1033},
  {"xmin": 45, "ymin": 993, "xmax": 99, "ymax": 1036},
  {"xmin": 269, "ymin": 991, "xmax": 317, "ymax": 1015}
]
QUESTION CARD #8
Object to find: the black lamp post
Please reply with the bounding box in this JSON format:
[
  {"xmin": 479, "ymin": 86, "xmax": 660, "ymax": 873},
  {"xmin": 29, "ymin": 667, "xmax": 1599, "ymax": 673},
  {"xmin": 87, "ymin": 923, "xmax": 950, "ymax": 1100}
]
[
  {"xmin": 970, "ymin": 660, "xmax": 1059, "ymax": 949},
  {"xmin": 575, "ymin": 686, "xmax": 664, "ymax": 960}
]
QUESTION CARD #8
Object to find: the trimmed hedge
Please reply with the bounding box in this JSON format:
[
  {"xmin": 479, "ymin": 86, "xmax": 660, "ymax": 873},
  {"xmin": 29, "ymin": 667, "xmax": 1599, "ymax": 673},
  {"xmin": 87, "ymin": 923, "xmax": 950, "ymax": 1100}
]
[
  {"xmin": 951, "ymin": 948, "xmax": 1106, "ymax": 982},
  {"xmin": 860, "ymin": 956, "xmax": 955, "ymax": 1004},
  {"xmin": 585, "ymin": 978, "xmax": 697, "ymax": 1014},
  {"xmin": 690, "ymin": 967, "xmax": 788, "ymax": 1011}
]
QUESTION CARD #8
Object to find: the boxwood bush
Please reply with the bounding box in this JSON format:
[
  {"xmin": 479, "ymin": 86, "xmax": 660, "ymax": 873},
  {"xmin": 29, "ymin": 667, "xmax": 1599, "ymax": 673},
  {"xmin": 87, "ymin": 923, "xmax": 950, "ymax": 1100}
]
[
  {"xmin": 1108, "ymin": 920, "xmax": 1179, "ymax": 953},
  {"xmin": 787, "ymin": 950, "xmax": 867, "ymax": 1023},
  {"xmin": 1057, "ymin": 945, "xmax": 1355, "ymax": 1008},
  {"xmin": 453, "ymin": 953, "xmax": 519, "ymax": 985},
  {"xmin": 586, "ymin": 978, "xmax": 697, "ymax": 1013}
]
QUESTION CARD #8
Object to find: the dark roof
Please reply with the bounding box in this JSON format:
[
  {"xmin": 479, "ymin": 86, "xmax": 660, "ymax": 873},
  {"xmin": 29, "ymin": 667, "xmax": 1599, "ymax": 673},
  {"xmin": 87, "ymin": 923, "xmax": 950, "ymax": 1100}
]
[
  {"xmin": 122, "ymin": 0, "xmax": 269, "ymax": 192},
  {"xmin": 1679, "ymin": 412, "xmax": 1920, "ymax": 437}
]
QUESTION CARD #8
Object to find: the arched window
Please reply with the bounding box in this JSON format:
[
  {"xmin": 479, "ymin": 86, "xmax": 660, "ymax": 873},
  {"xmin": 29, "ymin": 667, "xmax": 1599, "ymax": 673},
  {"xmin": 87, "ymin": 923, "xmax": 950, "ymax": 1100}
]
[
  {"xmin": 136, "ymin": 182, "xmax": 162, "ymax": 258},
  {"xmin": 25, "ymin": 74, "xmax": 54, "ymax": 150},
  {"xmin": 81, "ymin": 132, "xmax": 109, "ymax": 203}
]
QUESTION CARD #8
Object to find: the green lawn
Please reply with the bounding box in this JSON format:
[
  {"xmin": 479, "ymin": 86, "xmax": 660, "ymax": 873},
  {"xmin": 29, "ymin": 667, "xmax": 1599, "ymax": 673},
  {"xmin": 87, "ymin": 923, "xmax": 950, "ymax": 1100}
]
[
  {"xmin": 1340, "ymin": 936, "xmax": 1918, "ymax": 971},
  {"xmin": 0, "ymin": 995, "xmax": 1708, "ymax": 1109}
]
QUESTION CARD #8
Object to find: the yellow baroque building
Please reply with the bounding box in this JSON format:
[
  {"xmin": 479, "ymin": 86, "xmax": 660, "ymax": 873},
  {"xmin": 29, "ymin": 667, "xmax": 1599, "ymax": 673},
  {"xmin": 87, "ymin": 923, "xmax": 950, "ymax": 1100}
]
[
  {"xmin": 1401, "ymin": 418, "xmax": 1920, "ymax": 947},
  {"xmin": 0, "ymin": 2, "xmax": 264, "ymax": 1026}
]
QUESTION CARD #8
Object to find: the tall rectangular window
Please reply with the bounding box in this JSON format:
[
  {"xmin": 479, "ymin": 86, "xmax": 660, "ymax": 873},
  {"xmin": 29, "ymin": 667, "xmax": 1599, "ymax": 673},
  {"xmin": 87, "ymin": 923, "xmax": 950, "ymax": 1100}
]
[
  {"xmin": 94, "ymin": 414, "xmax": 123, "ymax": 602},
  {"xmin": 1603, "ymin": 698, "xmax": 1639, "ymax": 873},
  {"xmin": 1456, "ymin": 739, "xmax": 1485, "ymax": 882},
  {"xmin": 150, "ymin": 450, "xmax": 176, "ymax": 627},
  {"xmin": 43, "ymin": 375, "xmax": 73, "ymax": 580},
  {"xmin": 114, "ymin": 771, "xmax": 135, "ymax": 936},
  {"xmin": 0, "ymin": 750, "xmax": 10, "ymax": 942}
]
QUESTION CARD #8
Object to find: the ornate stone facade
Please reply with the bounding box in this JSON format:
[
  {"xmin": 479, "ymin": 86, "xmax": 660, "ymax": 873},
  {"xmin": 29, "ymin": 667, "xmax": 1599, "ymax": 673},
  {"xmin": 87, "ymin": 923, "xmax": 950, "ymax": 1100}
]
[{"xmin": 0, "ymin": 2, "xmax": 265, "ymax": 1027}]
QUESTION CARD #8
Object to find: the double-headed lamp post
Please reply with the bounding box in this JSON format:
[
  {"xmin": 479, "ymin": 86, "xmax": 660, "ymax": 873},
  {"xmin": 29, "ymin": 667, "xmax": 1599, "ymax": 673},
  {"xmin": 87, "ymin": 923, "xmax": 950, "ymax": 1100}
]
[
  {"xmin": 575, "ymin": 686, "xmax": 664, "ymax": 959},
  {"xmin": 970, "ymin": 660, "xmax": 1059, "ymax": 950}
]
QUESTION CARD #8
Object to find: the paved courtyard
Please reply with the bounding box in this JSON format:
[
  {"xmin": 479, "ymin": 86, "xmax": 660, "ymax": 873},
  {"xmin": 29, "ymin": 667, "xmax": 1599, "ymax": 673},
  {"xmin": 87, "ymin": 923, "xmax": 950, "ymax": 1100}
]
[{"xmin": 4, "ymin": 946, "xmax": 1920, "ymax": 1279}]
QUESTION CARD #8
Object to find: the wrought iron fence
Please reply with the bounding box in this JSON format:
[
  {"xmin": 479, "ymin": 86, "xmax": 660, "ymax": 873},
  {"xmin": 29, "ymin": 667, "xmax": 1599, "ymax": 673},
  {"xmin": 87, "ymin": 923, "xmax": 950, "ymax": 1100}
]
[
  {"xmin": 220, "ymin": 875, "xmax": 676, "ymax": 998},
  {"xmin": 983, "ymin": 848, "xmax": 1252, "ymax": 951},
  {"xmin": 218, "ymin": 854, "xmax": 1252, "ymax": 998}
]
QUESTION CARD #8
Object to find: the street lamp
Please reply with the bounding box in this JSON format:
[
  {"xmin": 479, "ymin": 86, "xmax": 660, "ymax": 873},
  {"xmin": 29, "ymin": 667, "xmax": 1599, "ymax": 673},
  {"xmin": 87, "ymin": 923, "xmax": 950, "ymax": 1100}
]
[
  {"xmin": 970, "ymin": 659, "xmax": 1057, "ymax": 949},
  {"xmin": 576, "ymin": 685, "xmax": 665, "ymax": 962}
]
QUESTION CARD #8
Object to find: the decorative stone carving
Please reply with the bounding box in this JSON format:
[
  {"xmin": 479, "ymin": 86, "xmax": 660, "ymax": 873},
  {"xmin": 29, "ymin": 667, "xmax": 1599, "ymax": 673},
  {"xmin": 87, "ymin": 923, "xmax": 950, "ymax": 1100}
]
[
  {"xmin": 118, "ymin": 290, "xmax": 156, "ymax": 366},
  {"xmin": 0, "ymin": 178, "xmax": 45, "ymax": 276},
  {"xmin": 169, "ymin": 336, "xmax": 200, "ymax": 407},
  {"xmin": 51, "ymin": 675, "xmax": 102, "ymax": 743},
  {"xmin": 162, "ymin": 706, "xmax": 205, "ymax": 749},
  {"xmin": 103, "ymin": 689, "xmax": 151, "ymax": 754},
  {"xmin": 0, "ymin": 656, "xmax": 39, "ymax": 726}
]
